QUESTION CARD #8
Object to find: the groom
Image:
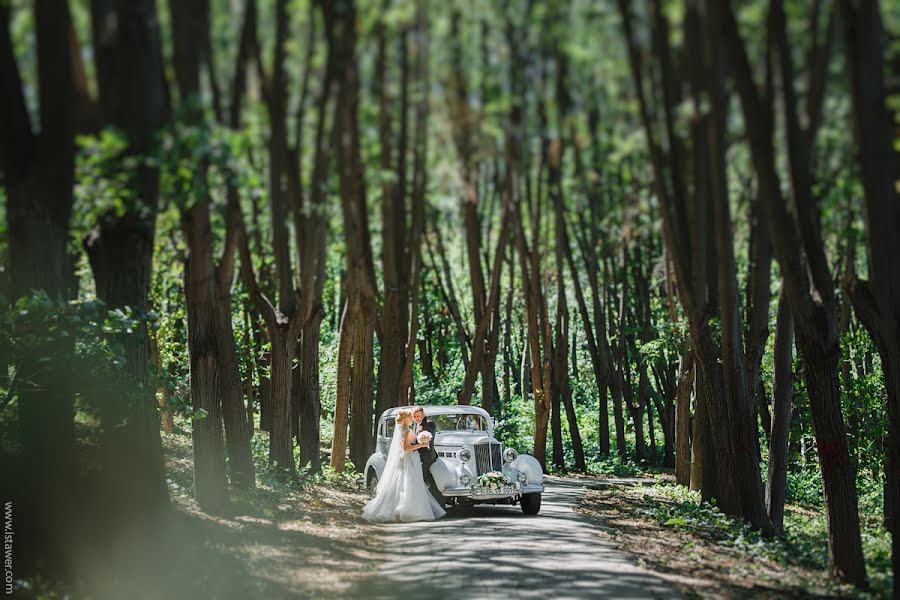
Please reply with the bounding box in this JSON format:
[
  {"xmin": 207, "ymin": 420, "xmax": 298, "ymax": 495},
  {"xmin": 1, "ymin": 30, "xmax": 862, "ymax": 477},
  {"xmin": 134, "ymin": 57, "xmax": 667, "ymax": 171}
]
[{"xmin": 412, "ymin": 406, "xmax": 440, "ymax": 501}]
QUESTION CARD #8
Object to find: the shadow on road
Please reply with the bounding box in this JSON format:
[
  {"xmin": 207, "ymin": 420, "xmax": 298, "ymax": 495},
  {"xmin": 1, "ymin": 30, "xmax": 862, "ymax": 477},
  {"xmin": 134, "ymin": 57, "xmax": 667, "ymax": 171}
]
[{"xmin": 347, "ymin": 477, "xmax": 681, "ymax": 599}]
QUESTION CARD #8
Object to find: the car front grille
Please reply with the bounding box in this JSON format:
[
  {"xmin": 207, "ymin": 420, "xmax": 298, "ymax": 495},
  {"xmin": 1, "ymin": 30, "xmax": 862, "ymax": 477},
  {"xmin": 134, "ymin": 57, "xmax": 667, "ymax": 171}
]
[{"xmin": 475, "ymin": 442, "xmax": 502, "ymax": 474}]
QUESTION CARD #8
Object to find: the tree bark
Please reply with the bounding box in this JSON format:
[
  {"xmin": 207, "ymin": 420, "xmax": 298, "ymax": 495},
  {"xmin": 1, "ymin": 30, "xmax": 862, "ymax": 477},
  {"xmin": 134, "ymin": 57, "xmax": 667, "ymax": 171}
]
[
  {"xmin": 702, "ymin": 22, "xmax": 772, "ymax": 532},
  {"xmin": 171, "ymin": 0, "xmax": 255, "ymax": 495},
  {"xmin": 766, "ymin": 287, "xmax": 794, "ymax": 535},
  {"xmin": 711, "ymin": 0, "xmax": 867, "ymax": 581},
  {"xmin": 675, "ymin": 353, "xmax": 694, "ymax": 486},
  {"xmin": 321, "ymin": 0, "xmax": 377, "ymax": 472},
  {"xmin": 837, "ymin": 1, "xmax": 900, "ymax": 591},
  {"xmin": 81, "ymin": 0, "xmax": 173, "ymax": 517},
  {"xmin": 0, "ymin": 0, "xmax": 78, "ymax": 565},
  {"xmin": 374, "ymin": 11, "xmax": 407, "ymax": 416}
]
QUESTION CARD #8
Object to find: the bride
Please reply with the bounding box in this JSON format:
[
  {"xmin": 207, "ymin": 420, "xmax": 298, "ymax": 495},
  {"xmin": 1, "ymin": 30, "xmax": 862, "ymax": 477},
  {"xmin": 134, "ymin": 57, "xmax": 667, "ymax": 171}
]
[{"xmin": 362, "ymin": 409, "xmax": 447, "ymax": 523}]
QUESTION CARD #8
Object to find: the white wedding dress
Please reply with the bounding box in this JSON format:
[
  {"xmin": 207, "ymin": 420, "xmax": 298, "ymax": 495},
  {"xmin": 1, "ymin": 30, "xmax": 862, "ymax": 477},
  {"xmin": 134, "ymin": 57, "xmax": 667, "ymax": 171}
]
[{"xmin": 362, "ymin": 424, "xmax": 447, "ymax": 523}]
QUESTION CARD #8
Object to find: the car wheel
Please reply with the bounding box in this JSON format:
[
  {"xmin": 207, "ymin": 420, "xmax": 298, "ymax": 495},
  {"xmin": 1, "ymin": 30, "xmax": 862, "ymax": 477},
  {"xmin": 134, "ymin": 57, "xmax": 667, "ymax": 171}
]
[
  {"xmin": 520, "ymin": 492, "xmax": 541, "ymax": 515},
  {"xmin": 368, "ymin": 472, "xmax": 379, "ymax": 498}
]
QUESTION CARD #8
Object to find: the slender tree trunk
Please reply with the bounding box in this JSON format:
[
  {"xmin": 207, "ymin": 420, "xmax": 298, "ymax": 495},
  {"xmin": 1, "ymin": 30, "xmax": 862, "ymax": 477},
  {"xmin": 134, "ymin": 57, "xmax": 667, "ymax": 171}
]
[
  {"xmin": 268, "ymin": 328, "xmax": 295, "ymax": 472},
  {"xmin": 170, "ymin": 0, "xmax": 232, "ymax": 510},
  {"xmin": 374, "ymin": 12, "xmax": 406, "ymax": 417},
  {"xmin": 331, "ymin": 299, "xmax": 354, "ymax": 470},
  {"xmin": 349, "ymin": 297, "xmax": 377, "ymax": 471},
  {"xmin": 322, "ymin": 0, "xmax": 377, "ymax": 472},
  {"xmin": 551, "ymin": 355, "xmax": 564, "ymax": 469},
  {"xmin": 182, "ymin": 203, "xmax": 228, "ymax": 513},
  {"xmin": 149, "ymin": 332, "xmax": 175, "ymax": 434},
  {"xmin": 801, "ymin": 332, "xmax": 866, "ymax": 581},
  {"xmin": 607, "ymin": 259, "xmax": 628, "ymax": 461},
  {"xmin": 690, "ymin": 367, "xmax": 705, "ymax": 492},
  {"xmin": 712, "ymin": 0, "xmax": 866, "ymax": 581},
  {"xmin": 766, "ymin": 288, "xmax": 794, "ymax": 534},
  {"xmin": 241, "ymin": 302, "xmax": 256, "ymax": 434},
  {"xmin": 645, "ymin": 383, "xmax": 657, "ymax": 465},
  {"xmin": 297, "ymin": 317, "xmax": 323, "ymax": 472},
  {"xmin": 651, "ymin": 360, "xmax": 677, "ymax": 468},
  {"xmin": 704, "ymin": 31, "xmax": 772, "ymax": 531},
  {"xmin": 85, "ymin": 212, "xmax": 169, "ymax": 505},
  {"xmin": 675, "ymin": 353, "xmax": 694, "ymax": 486},
  {"xmin": 216, "ymin": 206, "xmax": 254, "ymax": 488},
  {"xmin": 838, "ymin": 1, "xmax": 900, "ymax": 591},
  {"xmin": 2, "ymin": 0, "xmax": 78, "ymax": 568}
]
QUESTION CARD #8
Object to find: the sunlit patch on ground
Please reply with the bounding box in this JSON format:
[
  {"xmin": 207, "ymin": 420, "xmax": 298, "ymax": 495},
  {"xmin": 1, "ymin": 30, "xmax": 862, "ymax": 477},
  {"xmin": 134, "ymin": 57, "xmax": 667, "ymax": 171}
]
[{"xmin": 156, "ymin": 430, "xmax": 384, "ymax": 598}]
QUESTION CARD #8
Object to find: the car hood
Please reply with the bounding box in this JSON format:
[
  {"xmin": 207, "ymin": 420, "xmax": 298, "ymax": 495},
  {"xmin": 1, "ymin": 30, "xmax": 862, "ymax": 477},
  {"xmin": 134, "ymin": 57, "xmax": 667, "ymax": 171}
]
[{"xmin": 434, "ymin": 431, "xmax": 497, "ymax": 446}]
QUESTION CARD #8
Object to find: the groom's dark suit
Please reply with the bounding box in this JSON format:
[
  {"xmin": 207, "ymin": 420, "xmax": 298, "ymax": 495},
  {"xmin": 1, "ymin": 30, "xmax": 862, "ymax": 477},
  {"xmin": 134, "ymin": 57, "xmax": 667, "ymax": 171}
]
[{"xmin": 414, "ymin": 416, "xmax": 440, "ymax": 500}]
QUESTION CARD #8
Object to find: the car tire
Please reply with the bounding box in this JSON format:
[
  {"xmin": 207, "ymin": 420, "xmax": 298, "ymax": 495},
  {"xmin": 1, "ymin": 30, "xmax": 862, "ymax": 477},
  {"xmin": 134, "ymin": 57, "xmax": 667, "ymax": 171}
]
[
  {"xmin": 520, "ymin": 492, "xmax": 541, "ymax": 515},
  {"xmin": 368, "ymin": 472, "xmax": 379, "ymax": 498}
]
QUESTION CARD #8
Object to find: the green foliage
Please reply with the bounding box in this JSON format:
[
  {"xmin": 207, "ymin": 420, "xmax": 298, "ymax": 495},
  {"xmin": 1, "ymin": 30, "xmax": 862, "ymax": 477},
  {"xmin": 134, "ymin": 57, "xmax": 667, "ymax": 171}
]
[
  {"xmin": 2, "ymin": 291, "xmax": 142, "ymax": 415},
  {"xmin": 493, "ymin": 393, "xmax": 535, "ymax": 456},
  {"xmin": 585, "ymin": 453, "xmax": 644, "ymax": 478},
  {"xmin": 783, "ymin": 467, "xmax": 825, "ymax": 509},
  {"xmin": 73, "ymin": 128, "xmax": 150, "ymax": 240},
  {"xmin": 642, "ymin": 483, "xmax": 893, "ymax": 597}
]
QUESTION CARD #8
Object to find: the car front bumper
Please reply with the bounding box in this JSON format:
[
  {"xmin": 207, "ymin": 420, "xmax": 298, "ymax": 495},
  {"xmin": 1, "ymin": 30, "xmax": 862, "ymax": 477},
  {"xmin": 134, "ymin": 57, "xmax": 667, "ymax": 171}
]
[{"xmin": 441, "ymin": 484, "xmax": 544, "ymax": 499}]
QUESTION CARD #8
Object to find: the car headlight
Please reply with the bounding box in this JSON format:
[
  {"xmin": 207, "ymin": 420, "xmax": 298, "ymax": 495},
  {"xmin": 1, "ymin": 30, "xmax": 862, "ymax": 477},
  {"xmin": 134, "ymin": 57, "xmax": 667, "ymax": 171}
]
[
  {"xmin": 504, "ymin": 448, "xmax": 518, "ymax": 462},
  {"xmin": 460, "ymin": 472, "xmax": 471, "ymax": 486},
  {"xmin": 459, "ymin": 449, "xmax": 471, "ymax": 463},
  {"xmin": 517, "ymin": 472, "xmax": 527, "ymax": 483}
]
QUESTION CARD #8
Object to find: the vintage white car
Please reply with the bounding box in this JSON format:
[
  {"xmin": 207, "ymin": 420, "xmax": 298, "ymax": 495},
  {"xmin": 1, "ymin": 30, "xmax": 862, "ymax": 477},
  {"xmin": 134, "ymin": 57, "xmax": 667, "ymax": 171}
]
[{"xmin": 363, "ymin": 405, "xmax": 544, "ymax": 514}]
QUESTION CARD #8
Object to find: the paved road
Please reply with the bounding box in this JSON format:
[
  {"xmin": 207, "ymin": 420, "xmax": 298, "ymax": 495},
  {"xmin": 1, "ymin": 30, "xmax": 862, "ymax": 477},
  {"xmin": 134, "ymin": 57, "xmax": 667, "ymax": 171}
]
[{"xmin": 348, "ymin": 477, "xmax": 682, "ymax": 599}]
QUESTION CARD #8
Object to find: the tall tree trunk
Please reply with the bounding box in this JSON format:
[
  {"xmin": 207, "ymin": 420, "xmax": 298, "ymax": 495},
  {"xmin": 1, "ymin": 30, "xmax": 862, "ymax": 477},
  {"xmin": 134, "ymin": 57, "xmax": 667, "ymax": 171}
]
[
  {"xmin": 551, "ymin": 357, "xmax": 564, "ymax": 469},
  {"xmin": 398, "ymin": 3, "xmax": 430, "ymax": 406},
  {"xmin": 1, "ymin": 0, "xmax": 77, "ymax": 567},
  {"xmin": 84, "ymin": 0, "xmax": 171, "ymax": 515},
  {"xmin": 619, "ymin": 0, "xmax": 751, "ymax": 518},
  {"xmin": 448, "ymin": 9, "xmax": 503, "ymax": 412},
  {"xmin": 712, "ymin": 0, "xmax": 867, "ymax": 581},
  {"xmin": 322, "ymin": 0, "xmax": 377, "ymax": 472},
  {"xmin": 182, "ymin": 203, "xmax": 229, "ymax": 512},
  {"xmin": 606, "ymin": 256, "xmax": 628, "ymax": 460},
  {"xmin": 690, "ymin": 367, "xmax": 705, "ymax": 492},
  {"xmin": 703, "ymin": 24, "xmax": 772, "ymax": 532},
  {"xmin": 766, "ymin": 288, "xmax": 794, "ymax": 535},
  {"xmin": 331, "ymin": 300, "xmax": 353, "ymax": 470},
  {"xmin": 745, "ymin": 199, "xmax": 774, "ymax": 439},
  {"xmin": 297, "ymin": 317, "xmax": 323, "ymax": 471},
  {"xmin": 838, "ymin": 2, "xmax": 900, "ymax": 591},
  {"xmin": 216, "ymin": 202, "xmax": 255, "ymax": 488},
  {"xmin": 349, "ymin": 299, "xmax": 377, "ymax": 471},
  {"xmin": 172, "ymin": 0, "xmax": 257, "ymax": 491},
  {"xmin": 650, "ymin": 361, "xmax": 675, "ymax": 468},
  {"xmin": 675, "ymin": 353, "xmax": 694, "ymax": 486},
  {"xmin": 374, "ymin": 12, "xmax": 406, "ymax": 416}
]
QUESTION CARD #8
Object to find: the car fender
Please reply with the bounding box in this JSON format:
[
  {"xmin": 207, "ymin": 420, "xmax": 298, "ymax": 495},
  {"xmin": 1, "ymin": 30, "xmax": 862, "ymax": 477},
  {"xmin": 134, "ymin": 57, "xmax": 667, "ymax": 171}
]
[
  {"xmin": 364, "ymin": 452, "xmax": 386, "ymax": 485},
  {"xmin": 509, "ymin": 454, "xmax": 543, "ymax": 486},
  {"xmin": 429, "ymin": 458, "xmax": 456, "ymax": 491}
]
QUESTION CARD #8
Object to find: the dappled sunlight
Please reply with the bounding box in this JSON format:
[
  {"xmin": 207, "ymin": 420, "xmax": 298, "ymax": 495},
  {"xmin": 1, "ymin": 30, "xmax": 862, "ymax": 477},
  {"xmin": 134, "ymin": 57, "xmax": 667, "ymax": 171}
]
[{"xmin": 348, "ymin": 477, "xmax": 681, "ymax": 599}]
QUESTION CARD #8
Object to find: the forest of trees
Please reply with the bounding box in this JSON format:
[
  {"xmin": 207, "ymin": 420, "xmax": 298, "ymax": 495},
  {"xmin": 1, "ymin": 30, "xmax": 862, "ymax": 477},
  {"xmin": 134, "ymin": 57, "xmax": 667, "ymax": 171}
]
[{"xmin": 0, "ymin": 0, "xmax": 896, "ymax": 596}]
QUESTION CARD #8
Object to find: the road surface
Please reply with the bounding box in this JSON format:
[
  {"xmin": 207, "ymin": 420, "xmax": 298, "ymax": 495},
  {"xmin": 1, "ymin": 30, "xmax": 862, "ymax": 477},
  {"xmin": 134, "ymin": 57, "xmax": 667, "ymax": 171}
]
[{"xmin": 348, "ymin": 476, "xmax": 682, "ymax": 599}]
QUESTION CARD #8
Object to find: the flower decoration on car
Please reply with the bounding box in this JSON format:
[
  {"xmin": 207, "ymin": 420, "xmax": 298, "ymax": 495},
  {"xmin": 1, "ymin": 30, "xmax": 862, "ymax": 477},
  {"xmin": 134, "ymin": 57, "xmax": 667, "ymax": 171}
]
[{"xmin": 477, "ymin": 471, "xmax": 510, "ymax": 491}]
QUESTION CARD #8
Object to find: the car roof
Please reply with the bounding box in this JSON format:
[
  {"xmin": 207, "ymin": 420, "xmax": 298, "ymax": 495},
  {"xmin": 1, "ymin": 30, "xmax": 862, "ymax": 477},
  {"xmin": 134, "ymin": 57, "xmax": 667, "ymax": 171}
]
[{"xmin": 378, "ymin": 405, "xmax": 491, "ymax": 420}]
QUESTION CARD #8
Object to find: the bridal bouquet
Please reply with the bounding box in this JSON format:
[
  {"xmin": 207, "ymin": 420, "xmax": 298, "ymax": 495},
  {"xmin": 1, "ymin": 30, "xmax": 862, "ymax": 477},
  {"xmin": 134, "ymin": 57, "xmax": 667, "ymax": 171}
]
[
  {"xmin": 416, "ymin": 430, "xmax": 433, "ymax": 444},
  {"xmin": 477, "ymin": 471, "xmax": 510, "ymax": 491}
]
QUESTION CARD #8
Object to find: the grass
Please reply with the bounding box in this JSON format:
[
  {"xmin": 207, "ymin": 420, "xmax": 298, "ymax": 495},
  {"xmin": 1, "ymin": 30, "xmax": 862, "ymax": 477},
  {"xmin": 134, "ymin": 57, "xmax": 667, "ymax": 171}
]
[{"xmin": 577, "ymin": 480, "xmax": 893, "ymax": 599}]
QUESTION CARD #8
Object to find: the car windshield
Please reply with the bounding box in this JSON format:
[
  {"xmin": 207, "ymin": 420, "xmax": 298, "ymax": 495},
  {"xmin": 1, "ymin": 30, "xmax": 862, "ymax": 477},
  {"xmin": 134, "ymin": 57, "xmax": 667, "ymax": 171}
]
[{"xmin": 431, "ymin": 413, "xmax": 485, "ymax": 432}]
